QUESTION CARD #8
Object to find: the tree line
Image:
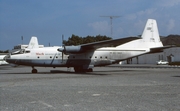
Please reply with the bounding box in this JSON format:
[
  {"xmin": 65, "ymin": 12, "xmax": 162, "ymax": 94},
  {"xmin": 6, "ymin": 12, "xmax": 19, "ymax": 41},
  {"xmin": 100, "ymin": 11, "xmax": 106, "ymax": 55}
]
[
  {"xmin": 63, "ymin": 34, "xmax": 112, "ymax": 45},
  {"xmin": 0, "ymin": 50, "xmax": 9, "ymax": 53}
]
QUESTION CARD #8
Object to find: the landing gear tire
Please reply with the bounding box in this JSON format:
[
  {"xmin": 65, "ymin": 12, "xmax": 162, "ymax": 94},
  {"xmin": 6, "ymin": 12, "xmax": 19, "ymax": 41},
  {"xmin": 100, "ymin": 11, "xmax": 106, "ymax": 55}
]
[
  {"xmin": 32, "ymin": 69, "xmax": 37, "ymax": 73},
  {"xmin": 87, "ymin": 68, "xmax": 93, "ymax": 72},
  {"xmin": 74, "ymin": 67, "xmax": 84, "ymax": 73}
]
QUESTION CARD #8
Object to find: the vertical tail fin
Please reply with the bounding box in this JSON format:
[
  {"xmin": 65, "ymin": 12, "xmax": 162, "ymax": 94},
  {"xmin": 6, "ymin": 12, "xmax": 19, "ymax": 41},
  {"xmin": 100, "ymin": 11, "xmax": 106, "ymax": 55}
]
[
  {"xmin": 117, "ymin": 19, "xmax": 163, "ymax": 49},
  {"xmin": 142, "ymin": 19, "xmax": 161, "ymax": 43},
  {"xmin": 27, "ymin": 36, "xmax": 39, "ymax": 49},
  {"xmin": 141, "ymin": 19, "xmax": 163, "ymax": 48}
]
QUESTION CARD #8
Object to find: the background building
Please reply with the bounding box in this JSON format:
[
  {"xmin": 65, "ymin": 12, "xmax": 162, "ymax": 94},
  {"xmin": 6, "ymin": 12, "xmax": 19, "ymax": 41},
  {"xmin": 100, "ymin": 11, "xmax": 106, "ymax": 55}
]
[{"xmin": 125, "ymin": 47, "xmax": 180, "ymax": 65}]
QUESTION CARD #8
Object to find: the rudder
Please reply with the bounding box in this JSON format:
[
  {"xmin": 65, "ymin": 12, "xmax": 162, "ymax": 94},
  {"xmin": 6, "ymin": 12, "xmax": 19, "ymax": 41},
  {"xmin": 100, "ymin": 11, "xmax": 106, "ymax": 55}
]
[
  {"xmin": 141, "ymin": 19, "xmax": 161, "ymax": 43},
  {"xmin": 141, "ymin": 19, "xmax": 163, "ymax": 48}
]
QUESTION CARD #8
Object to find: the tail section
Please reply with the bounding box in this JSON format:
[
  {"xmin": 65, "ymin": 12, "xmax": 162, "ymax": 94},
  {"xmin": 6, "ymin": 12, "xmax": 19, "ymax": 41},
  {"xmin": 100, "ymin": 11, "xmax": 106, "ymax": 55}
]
[
  {"xmin": 141, "ymin": 19, "xmax": 163, "ymax": 48},
  {"xmin": 27, "ymin": 36, "xmax": 39, "ymax": 49},
  {"xmin": 118, "ymin": 19, "xmax": 163, "ymax": 49}
]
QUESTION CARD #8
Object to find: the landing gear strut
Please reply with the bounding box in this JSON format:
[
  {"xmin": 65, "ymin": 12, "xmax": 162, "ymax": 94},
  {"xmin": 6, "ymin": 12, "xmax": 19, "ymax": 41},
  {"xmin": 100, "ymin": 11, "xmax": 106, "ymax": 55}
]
[{"xmin": 32, "ymin": 66, "xmax": 37, "ymax": 73}]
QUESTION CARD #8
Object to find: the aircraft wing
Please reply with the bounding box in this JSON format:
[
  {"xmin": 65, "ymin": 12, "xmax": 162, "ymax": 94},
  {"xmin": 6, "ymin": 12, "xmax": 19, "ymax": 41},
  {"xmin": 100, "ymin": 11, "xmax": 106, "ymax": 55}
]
[
  {"xmin": 81, "ymin": 37, "xmax": 139, "ymax": 50},
  {"xmin": 58, "ymin": 37, "xmax": 140, "ymax": 54}
]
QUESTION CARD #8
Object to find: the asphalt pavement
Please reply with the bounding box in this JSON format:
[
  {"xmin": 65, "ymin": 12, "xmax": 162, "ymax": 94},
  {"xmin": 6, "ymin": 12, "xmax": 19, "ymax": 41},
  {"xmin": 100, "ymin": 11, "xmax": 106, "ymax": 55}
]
[{"xmin": 0, "ymin": 65, "xmax": 180, "ymax": 111}]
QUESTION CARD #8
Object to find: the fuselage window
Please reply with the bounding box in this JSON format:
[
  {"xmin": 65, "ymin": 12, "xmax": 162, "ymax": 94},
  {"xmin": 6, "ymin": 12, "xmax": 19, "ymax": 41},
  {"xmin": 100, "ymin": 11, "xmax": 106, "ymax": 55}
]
[
  {"xmin": 50, "ymin": 56, "xmax": 52, "ymax": 58},
  {"xmin": 37, "ymin": 56, "xmax": 40, "ymax": 58},
  {"xmin": 100, "ymin": 56, "xmax": 102, "ymax": 59},
  {"xmin": 56, "ymin": 56, "xmax": 58, "ymax": 58},
  {"xmin": 95, "ymin": 56, "xmax": 97, "ymax": 58},
  {"xmin": 105, "ymin": 56, "xmax": 108, "ymax": 59},
  {"xmin": 89, "ymin": 56, "xmax": 92, "ymax": 58}
]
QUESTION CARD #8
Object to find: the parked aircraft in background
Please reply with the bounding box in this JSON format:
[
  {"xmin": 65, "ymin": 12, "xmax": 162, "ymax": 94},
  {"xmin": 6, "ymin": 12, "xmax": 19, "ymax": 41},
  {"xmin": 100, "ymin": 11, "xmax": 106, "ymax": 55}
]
[{"xmin": 4, "ymin": 19, "xmax": 166, "ymax": 73}]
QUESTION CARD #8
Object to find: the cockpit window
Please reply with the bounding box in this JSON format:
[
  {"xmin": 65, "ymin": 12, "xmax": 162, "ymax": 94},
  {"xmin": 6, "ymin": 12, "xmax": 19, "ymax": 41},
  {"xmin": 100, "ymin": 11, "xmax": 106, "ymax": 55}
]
[{"xmin": 11, "ymin": 49, "xmax": 25, "ymax": 55}]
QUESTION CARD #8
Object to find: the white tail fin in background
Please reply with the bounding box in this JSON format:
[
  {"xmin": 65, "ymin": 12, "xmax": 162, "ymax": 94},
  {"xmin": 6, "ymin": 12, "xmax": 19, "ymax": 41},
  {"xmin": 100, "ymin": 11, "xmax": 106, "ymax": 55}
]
[{"xmin": 27, "ymin": 36, "xmax": 39, "ymax": 49}]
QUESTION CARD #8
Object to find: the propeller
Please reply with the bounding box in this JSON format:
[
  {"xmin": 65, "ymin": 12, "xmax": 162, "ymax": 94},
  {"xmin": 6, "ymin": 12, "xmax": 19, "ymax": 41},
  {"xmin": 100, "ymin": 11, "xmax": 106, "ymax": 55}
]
[{"xmin": 57, "ymin": 35, "xmax": 81, "ymax": 54}]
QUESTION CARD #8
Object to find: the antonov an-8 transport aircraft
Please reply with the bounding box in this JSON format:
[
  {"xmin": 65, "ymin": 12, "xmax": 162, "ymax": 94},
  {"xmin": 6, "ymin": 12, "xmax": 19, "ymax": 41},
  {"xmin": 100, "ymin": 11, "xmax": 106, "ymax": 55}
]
[{"xmin": 4, "ymin": 19, "xmax": 166, "ymax": 73}]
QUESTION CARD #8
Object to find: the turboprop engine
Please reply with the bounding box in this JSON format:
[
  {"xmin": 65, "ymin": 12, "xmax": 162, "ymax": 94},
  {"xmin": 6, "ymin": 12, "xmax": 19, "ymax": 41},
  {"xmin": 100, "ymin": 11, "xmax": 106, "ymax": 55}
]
[{"xmin": 57, "ymin": 46, "xmax": 81, "ymax": 54}]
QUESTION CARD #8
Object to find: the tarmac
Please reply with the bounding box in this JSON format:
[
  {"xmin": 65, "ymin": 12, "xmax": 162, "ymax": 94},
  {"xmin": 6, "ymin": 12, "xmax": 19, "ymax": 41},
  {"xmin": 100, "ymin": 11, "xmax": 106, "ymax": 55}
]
[{"xmin": 0, "ymin": 65, "xmax": 180, "ymax": 111}]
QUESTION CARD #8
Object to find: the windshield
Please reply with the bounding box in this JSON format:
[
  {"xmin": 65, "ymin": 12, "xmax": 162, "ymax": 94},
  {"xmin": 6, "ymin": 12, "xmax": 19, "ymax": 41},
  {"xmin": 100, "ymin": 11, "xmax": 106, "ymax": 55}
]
[{"xmin": 11, "ymin": 49, "xmax": 27, "ymax": 55}]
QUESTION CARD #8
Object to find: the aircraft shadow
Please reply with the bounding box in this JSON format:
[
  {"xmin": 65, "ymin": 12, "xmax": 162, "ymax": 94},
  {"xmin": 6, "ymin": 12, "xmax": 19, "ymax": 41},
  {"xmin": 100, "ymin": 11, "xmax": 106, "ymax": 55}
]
[
  {"xmin": 172, "ymin": 75, "xmax": 180, "ymax": 78},
  {"xmin": 1, "ymin": 70, "xmax": 109, "ymax": 76},
  {"xmin": 50, "ymin": 70, "xmax": 109, "ymax": 76},
  {"xmin": 94, "ymin": 69, "xmax": 134, "ymax": 72}
]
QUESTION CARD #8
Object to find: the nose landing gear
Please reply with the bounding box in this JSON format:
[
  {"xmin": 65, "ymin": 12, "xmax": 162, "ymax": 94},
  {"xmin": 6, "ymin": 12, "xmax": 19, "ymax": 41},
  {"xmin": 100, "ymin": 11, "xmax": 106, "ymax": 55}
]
[{"xmin": 32, "ymin": 66, "xmax": 38, "ymax": 73}]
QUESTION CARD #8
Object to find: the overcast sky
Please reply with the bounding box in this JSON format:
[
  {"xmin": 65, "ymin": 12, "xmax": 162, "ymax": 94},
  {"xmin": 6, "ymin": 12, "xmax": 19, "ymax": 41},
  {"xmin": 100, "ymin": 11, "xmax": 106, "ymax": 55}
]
[{"xmin": 0, "ymin": 0, "xmax": 180, "ymax": 50}]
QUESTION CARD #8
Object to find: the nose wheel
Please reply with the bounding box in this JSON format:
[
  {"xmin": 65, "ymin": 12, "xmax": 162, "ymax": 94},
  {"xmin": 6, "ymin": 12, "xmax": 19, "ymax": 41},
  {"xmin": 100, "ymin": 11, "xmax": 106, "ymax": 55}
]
[{"xmin": 32, "ymin": 67, "xmax": 38, "ymax": 73}]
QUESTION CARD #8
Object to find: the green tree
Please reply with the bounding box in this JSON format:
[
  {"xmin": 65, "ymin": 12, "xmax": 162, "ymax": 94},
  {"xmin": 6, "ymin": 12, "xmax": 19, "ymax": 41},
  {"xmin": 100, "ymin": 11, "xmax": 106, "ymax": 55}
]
[
  {"xmin": 63, "ymin": 34, "xmax": 111, "ymax": 46},
  {"xmin": 63, "ymin": 34, "xmax": 83, "ymax": 45}
]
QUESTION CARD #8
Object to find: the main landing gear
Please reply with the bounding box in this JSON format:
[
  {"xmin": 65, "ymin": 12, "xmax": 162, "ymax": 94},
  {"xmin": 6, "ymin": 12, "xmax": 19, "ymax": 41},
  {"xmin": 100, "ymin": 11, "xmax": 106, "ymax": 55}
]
[{"xmin": 32, "ymin": 66, "xmax": 38, "ymax": 73}]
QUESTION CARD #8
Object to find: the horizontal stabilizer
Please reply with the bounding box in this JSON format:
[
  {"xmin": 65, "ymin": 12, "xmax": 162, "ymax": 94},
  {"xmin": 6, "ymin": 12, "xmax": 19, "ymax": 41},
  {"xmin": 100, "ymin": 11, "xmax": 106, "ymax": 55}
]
[{"xmin": 150, "ymin": 45, "xmax": 175, "ymax": 53}]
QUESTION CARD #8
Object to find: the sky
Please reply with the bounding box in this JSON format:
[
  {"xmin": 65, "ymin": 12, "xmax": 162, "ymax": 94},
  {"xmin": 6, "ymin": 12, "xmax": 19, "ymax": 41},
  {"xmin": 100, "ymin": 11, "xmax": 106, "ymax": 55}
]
[{"xmin": 0, "ymin": 0, "xmax": 180, "ymax": 50}]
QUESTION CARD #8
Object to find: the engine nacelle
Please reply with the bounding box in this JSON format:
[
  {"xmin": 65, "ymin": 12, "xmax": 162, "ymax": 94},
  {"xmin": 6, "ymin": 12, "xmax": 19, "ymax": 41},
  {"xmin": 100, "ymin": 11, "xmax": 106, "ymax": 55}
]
[{"xmin": 57, "ymin": 46, "xmax": 81, "ymax": 54}]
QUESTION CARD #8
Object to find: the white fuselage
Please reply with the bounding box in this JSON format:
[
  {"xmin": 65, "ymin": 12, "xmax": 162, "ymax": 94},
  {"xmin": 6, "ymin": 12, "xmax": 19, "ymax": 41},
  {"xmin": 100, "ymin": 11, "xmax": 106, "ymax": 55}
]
[{"xmin": 5, "ymin": 46, "xmax": 148, "ymax": 68}]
